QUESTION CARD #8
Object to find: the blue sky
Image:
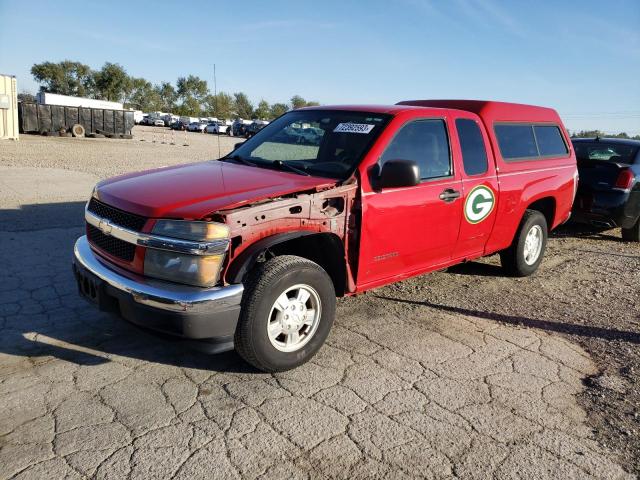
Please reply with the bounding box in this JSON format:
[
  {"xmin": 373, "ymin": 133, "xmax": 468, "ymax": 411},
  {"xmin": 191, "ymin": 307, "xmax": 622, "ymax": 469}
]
[{"xmin": 1, "ymin": 0, "xmax": 639, "ymax": 134}]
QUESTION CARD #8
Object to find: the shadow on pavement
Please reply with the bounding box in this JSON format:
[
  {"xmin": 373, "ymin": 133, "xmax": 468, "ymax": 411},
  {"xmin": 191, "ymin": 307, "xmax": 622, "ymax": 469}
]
[
  {"xmin": 374, "ymin": 296, "xmax": 640, "ymax": 344},
  {"xmin": 0, "ymin": 201, "xmax": 87, "ymax": 232},
  {"xmin": 1, "ymin": 307, "xmax": 256, "ymax": 373},
  {"xmin": 0, "ymin": 200, "xmax": 256, "ymax": 374}
]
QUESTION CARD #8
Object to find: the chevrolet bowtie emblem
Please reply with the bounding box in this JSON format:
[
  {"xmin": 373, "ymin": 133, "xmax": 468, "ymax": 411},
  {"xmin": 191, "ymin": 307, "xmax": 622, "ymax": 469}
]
[{"xmin": 98, "ymin": 219, "xmax": 113, "ymax": 235}]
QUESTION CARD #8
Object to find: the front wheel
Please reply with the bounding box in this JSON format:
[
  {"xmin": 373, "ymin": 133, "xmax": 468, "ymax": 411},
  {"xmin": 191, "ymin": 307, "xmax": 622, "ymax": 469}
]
[
  {"xmin": 234, "ymin": 255, "xmax": 336, "ymax": 372},
  {"xmin": 621, "ymin": 218, "xmax": 640, "ymax": 242},
  {"xmin": 500, "ymin": 210, "xmax": 548, "ymax": 277}
]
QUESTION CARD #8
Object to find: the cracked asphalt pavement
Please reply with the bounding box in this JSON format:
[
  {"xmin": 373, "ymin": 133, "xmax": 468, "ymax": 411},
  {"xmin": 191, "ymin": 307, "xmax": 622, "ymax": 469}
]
[{"xmin": 0, "ymin": 131, "xmax": 636, "ymax": 479}]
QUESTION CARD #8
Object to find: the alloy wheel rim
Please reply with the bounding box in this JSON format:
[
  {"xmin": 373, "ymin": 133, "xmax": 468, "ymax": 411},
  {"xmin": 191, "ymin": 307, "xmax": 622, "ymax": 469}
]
[
  {"xmin": 523, "ymin": 225, "xmax": 543, "ymax": 265},
  {"xmin": 267, "ymin": 284, "xmax": 321, "ymax": 352}
]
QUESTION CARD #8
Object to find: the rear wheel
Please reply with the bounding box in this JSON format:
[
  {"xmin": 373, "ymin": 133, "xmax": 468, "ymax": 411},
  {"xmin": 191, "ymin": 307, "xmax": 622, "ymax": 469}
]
[
  {"xmin": 622, "ymin": 218, "xmax": 640, "ymax": 242},
  {"xmin": 500, "ymin": 210, "xmax": 548, "ymax": 277},
  {"xmin": 234, "ymin": 255, "xmax": 336, "ymax": 372}
]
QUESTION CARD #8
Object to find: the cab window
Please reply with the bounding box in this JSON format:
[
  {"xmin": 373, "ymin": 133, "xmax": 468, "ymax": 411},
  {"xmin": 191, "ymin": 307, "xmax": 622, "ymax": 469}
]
[
  {"xmin": 380, "ymin": 119, "xmax": 451, "ymax": 180},
  {"xmin": 456, "ymin": 118, "xmax": 488, "ymax": 176}
]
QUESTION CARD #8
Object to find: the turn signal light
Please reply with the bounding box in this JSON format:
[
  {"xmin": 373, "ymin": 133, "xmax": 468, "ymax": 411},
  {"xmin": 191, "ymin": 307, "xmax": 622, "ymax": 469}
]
[{"xmin": 614, "ymin": 169, "xmax": 634, "ymax": 190}]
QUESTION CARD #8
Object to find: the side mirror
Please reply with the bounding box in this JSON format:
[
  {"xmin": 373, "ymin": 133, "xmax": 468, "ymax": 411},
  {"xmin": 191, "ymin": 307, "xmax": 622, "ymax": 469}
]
[
  {"xmin": 379, "ymin": 160, "xmax": 420, "ymax": 188},
  {"xmin": 234, "ymin": 142, "xmax": 244, "ymax": 150}
]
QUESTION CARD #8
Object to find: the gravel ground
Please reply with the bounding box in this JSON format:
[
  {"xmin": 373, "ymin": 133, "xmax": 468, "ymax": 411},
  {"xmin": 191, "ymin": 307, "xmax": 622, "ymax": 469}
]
[
  {"xmin": 0, "ymin": 127, "xmax": 638, "ymax": 478},
  {"xmin": 0, "ymin": 126, "xmax": 239, "ymax": 178}
]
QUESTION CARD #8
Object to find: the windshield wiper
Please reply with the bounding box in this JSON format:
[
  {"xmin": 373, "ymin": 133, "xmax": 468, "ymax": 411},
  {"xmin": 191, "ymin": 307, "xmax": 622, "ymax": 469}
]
[
  {"xmin": 220, "ymin": 154, "xmax": 256, "ymax": 167},
  {"xmin": 273, "ymin": 160, "xmax": 310, "ymax": 176}
]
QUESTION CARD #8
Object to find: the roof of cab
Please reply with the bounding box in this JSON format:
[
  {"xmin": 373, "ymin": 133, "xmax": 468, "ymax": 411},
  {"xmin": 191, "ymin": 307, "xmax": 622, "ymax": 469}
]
[
  {"xmin": 299, "ymin": 100, "xmax": 564, "ymax": 125},
  {"xmin": 397, "ymin": 99, "xmax": 563, "ymax": 124},
  {"xmin": 299, "ymin": 104, "xmax": 420, "ymax": 114}
]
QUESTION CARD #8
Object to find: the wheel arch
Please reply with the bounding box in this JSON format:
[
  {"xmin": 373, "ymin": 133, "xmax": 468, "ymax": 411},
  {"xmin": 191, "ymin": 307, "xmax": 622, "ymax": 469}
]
[
  {"xmin": 225, "ymin": 231, "xmax": 347, "ymax": 296},
  {"xmin": 525, "ymin": 196, "xmax": 556, "ymax": 230}
]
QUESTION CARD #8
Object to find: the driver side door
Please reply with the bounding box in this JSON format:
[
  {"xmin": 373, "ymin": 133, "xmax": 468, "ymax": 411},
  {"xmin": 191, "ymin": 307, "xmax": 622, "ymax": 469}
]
[{"xmin": 357, "ymin": 116, "xmax": 462, "ymax": 289}]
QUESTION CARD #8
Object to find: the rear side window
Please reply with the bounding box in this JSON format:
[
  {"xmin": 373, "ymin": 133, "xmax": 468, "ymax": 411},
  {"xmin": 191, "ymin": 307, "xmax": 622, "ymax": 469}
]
[
  {"xmin": 494, "ymin": 124, "xmax": 538, "ymax": 159},
  {"xmin": 534, "ymin": 125, "xmax": 568, "ymax": 156},
  {"xmin": 456, "ymin": 119, "xmax": 488, "ymax": 176},
  {"xmin": 381, "ymin": 119, "xmax": 451, "ymax": 180},
  {"xmin": 494, "ymin": 123, "xmax": 568, "ymax": 161}
]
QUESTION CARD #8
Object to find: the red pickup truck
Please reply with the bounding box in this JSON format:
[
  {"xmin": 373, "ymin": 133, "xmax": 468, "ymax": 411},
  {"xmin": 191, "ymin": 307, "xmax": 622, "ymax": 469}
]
[{"xmin": 73, "ymin": 100, "xmax": 577, "ymax": 372}]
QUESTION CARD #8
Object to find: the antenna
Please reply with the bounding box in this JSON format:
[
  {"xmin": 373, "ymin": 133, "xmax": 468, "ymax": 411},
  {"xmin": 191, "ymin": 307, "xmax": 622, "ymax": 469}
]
[{"xmin": 214, "ymin": 64, "xmax": 221, "ymax": 159}]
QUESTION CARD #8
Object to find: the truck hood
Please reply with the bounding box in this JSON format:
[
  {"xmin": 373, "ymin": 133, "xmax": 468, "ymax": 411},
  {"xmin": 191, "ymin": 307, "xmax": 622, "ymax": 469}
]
[{"xmin": 95, "ymin": 161, "xmax": 336, "ymax": 219}]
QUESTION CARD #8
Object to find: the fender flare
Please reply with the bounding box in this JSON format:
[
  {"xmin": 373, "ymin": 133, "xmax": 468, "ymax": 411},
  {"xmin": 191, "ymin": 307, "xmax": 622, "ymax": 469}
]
[{"xmin": 225, "ymin": 231, "xmax": 316, "ymax": 284}]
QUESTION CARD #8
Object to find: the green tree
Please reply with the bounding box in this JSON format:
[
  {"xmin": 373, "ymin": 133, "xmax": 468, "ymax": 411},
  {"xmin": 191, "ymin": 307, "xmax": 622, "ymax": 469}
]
[
  {"xmin": 176, "ymin": 75, "xmax": 208, "ymax": 115},
  {"xmin": 93, "ymin": 62, "xmax": 130, "ymax": 102},
  {"xmin": 254, "ymin": 99, "xmax": 271, "ymax": 119},
  {"xmin": 233, "ymin": 92, "xmax": 254, "ymax": 118},
  {"xmin": 31, "ymin": 60, "xmax": 93, "ymax": 96},
  {"xmin": 204, "ymin": 92, "xmax": 234, "ymax": 119},
  {"xmin": 17, "ymin": 91, "xmax": 36, "ymax": 103},
  {"xmin": 154, "ymin": 82, "xmax": 177, "ymax": 112},
  {"xmin": 290, "ymin": 95, "xmax": 307, "ymax": 110},
  {"xmin": 124, "ymin": 78, "xmax": 163, "ymax": 111},
  {"xmin": 269, "ymin": 103, "xmax": 289, "ymax": 118},
  {"xmin": 290, "ymin": 95, "xmax": 320, "ymax": 110},
  {"xmin": 175, "ymin": 96, "xmax": 202, "ymax": 116}
]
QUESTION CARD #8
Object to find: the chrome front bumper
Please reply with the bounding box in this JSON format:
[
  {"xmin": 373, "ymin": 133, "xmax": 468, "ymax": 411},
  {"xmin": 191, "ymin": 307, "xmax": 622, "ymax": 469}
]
[{"xmin": 73, "ymin": 236, "xmax": 243, "ymax": 343}]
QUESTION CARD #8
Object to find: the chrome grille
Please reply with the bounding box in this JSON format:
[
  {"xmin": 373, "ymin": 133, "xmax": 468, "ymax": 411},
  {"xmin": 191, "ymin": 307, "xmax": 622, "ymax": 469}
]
[
  {"xmin": 87, "ymin": 198, "xmax": 147, "ymax": 231},
  {"xmin": 87, "ymin": 224, "xmax": 136, "ymax": 261}
]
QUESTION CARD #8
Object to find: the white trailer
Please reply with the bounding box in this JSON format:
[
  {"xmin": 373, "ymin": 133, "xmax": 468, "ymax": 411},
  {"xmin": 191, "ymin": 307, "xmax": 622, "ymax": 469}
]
[
  {"xmin": 133, "ymin": 110, "xmax": 145, "ymax": 124},
  {"xmin": 179, "ymin": 116, "xmax": 199, "ymax": 125},
  {"xmin": 36, "ymin": 92, "xmax": 123, "ymax": 110}
]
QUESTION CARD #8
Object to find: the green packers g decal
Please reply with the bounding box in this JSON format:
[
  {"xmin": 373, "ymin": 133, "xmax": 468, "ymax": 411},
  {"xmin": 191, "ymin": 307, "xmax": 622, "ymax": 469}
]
[{"xmin": 464, "ymin": 185, "xmax": 495, "ymax": 224}]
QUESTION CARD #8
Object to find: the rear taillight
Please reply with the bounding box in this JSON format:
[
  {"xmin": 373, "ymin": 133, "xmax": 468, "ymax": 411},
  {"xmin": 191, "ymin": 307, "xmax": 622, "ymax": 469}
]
[{"xmin": 614, "ymin": 169, "xmax": 634, "ymax": 190}]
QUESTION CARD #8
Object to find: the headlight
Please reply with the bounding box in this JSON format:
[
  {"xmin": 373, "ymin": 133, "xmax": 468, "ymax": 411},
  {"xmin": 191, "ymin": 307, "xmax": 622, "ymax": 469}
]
[
  {"xmin": 151, "ymin": 219, "xmax": 229, "ymax": 241},
  {"xmin": 144, "ymin": 250, "xmax": 224, "ymax": 287},
  {"xmin": 145, "ymin": 220, "xmax": 230, "ymax": 287}
]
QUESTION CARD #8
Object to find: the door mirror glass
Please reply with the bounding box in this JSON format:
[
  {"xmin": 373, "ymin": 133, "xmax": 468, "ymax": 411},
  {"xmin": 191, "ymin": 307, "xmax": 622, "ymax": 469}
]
[{"xmin": 380, "ymin": 160, "xmax": 420, "ymax": 188}]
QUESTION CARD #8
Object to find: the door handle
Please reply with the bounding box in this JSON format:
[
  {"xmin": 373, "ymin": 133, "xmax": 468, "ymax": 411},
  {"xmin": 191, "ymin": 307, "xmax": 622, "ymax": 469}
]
[{"xmin": 439, "ymin": 189, "xmax": 461, "ymax": 202}]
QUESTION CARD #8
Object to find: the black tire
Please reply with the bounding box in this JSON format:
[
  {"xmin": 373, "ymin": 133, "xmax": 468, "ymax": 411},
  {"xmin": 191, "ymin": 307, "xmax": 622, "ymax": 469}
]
[
  {"xmin": 500, "ymin": 210, "xmax": 548, "ymax": 277},
  {"xmin": 234, "ymin": 255, "xmax": 336, "ymax": 372},
  {"xmin": 622, "ymin": 218, "xmax": 640, "ymax": 242}
]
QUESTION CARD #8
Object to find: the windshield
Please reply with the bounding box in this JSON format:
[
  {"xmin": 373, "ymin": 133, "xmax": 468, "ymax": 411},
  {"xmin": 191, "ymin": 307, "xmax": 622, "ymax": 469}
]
[
  {"xmin": 573, "ymin": 141, "xmax": 639, "ymax": 164},
  {"xmin": 226, "ymin": 110, "xmax": 391, "ymax": 179}
]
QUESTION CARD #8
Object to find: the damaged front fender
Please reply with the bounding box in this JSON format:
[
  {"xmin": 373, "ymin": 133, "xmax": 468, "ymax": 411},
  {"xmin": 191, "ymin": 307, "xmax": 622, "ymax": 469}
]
[{"xmin": 217, "ymin": 184, "xmax": 359, "ymax": 292}]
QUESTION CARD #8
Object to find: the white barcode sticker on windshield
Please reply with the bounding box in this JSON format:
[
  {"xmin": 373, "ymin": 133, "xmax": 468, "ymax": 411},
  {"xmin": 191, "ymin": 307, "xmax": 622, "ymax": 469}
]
[{"xmin": 333, "ymin": 123, "xmax": 376, "ymax": 134}]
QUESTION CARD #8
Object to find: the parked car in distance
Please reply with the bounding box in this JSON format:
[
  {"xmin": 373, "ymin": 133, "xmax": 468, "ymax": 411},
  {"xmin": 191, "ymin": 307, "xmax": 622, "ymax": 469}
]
[
  {"xmin": 571, "ymin": 137, "xmax": 640, "ymax": 241},
  {"xmin": 152, "ymin": 118, "xmax": 165, "ymax": 127},
  {"xmin": 230, "ymin": 119, "xmax": 253, "ymax": 136},
  {"xmin": 180, "ymin": 116, "xmax": 200, "ymax": 126},
  {"xmin": 187, "ymin": 121, "xmax": 208, "ymax": 133},
  {"xmin": 170, "ymin": 121, "xmax": 187, "ymax": 131},
  {"xmin": 73, "ymin": 100, "xmax": 576, "ymax": 373},
  {"xmin": 163, "ymin": 114, "xmax": 179, "ymax": 126},
  {"xmin": 245, "ymin": 120, "xmax": 269, "ymax": 138},
  {"xmin": 205, "ymin": 121, "xmax": 229, "ymax": 134}
]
